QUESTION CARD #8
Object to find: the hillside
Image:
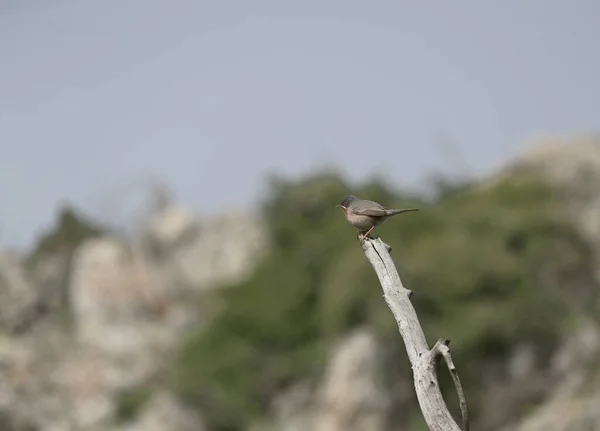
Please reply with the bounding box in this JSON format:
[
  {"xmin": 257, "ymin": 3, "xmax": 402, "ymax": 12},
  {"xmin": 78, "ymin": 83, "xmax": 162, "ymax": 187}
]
[{"xmin": 1, "ymin": 137, "xmax": 599, "ymax": 431}]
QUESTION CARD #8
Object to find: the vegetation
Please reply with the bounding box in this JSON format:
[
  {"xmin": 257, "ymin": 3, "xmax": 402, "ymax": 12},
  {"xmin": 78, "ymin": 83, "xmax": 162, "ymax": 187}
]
[
  {"xmin": 27, "ymin": 206, "xmax": 104, "ymax": 263},
  {"xmin": 114, "ymin": 386, "xmax": 153, "ymax": 423},
  {"xmin": 25, "ymin": 206, "xmax": 106, "ymax": 321},
  {"xmin": 173, "ymin": 171, "xmax": 595, "ymax": 431}
]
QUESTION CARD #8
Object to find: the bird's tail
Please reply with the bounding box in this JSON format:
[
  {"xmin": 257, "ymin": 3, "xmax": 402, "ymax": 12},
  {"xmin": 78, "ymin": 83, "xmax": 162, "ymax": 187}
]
[{"xmin": 386, "ymin": 208, "xmax": 419, "ymax": 216}]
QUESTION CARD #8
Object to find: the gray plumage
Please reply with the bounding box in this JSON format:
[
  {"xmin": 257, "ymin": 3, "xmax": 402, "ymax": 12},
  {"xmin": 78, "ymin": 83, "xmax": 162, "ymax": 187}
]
[{"xmin": 336, "ymin": 195, "xmax": 418, "ymax": 238}]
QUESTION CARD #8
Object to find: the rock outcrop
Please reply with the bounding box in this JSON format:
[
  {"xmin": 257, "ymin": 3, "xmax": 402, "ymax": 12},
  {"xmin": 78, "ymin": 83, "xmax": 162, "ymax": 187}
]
[
  {"xmin": 0, "ymin": 198, "xmax": 267, "ymax": 431},
  {"xmin": 506, "ymin": 319, "xmax": 600, "ymax": 431},
  {"xmin": 315, "ymin": 328, "xmax": 391, "ymax": 431},
  {"xmin": 491, "ymin": 137, "xmax": 600, "ymax": 431},
  {"xmin": 492, "ymin": 136, "xmax": 600, "ymax": 281},
  {"xmin": 122, "ymin": 391, "xmax": 205, "ymax": 431},
  {"xmin": 269, "ymin": 328, "xmax": 392, "ymax": 431},
  {"xmin": 0, "ymin": 252, "xmax": 39, "ymax": 332}
]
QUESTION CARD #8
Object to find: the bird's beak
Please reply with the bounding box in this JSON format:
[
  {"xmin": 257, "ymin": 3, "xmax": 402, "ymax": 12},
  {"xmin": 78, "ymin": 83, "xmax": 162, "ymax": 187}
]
[{"xmin": 335, "ymin": 204, "xmax": 341, "ymax": 208}]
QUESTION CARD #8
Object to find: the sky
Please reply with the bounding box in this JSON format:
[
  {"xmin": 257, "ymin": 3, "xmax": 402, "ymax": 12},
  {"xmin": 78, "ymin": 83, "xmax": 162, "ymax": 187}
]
[{"xmin": 1, "ymin": 0, "xmax": 599, "ymax": 249}]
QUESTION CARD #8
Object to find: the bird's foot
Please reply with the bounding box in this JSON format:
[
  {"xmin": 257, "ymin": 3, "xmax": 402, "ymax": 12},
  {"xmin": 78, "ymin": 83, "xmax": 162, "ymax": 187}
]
[{"xmin": 358, "ymin": 232, "xmax": 374, "ymax": 241}]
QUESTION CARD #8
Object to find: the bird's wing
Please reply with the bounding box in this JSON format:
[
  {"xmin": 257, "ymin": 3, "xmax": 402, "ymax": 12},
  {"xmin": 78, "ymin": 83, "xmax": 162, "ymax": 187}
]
[
  {"xmin": 352, "ymin": 201, "xmax": 389, "ymax": 217},
  {"xmin": 353, "ymin": 207, "xmax": 389, "ymax": 217}
]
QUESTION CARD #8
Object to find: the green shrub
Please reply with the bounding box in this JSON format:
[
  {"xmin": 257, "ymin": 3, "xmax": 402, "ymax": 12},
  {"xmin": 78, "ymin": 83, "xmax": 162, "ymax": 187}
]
[
  {"xmin": 27, "ymin": 206, "xmax": 104, "ymax": 263},
  {"xmin": 114, "ymin": 386, "xmax": 153, "ymax": 423}
]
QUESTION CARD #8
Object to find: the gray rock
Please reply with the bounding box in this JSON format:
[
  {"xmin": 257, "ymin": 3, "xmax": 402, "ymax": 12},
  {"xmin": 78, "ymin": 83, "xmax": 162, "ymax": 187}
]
[
  {"xmin": 122, "ymin": 391, "xmax": 204, "ymax": 431},
  {"xmin": 314, "ymin": 328, "xmax": 391, "ymax": 431},
  {"xmin": 0, "ymin": 252, "xmax": 39, "ymax": 333}
]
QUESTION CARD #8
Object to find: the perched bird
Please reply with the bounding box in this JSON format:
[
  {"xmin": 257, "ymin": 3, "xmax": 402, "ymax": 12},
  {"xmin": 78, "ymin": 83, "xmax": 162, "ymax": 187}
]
[{"xmin": 336, "ymin": 195, "xmax": 418, "ymax": 239}]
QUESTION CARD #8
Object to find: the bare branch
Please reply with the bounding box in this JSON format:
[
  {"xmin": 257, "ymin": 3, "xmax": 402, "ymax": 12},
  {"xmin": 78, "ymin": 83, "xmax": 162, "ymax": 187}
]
[
  {"xmin": 431, "ymin": 339, "xmax": 470, "ymax": 431},
  {"xmin": 359, "ymin": 236, "xmax": 469, "ymax": 431}
]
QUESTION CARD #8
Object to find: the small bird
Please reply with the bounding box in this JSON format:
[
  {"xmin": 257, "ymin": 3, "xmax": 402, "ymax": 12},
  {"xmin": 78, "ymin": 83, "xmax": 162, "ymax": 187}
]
[{"xmin": 336, "ymin": 195, "xmax": 418, "ymax": 239}]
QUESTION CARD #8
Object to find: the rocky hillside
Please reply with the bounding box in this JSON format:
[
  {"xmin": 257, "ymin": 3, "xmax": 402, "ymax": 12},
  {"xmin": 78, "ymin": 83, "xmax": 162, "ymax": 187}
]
[
  {"xmin": 1, "ymin": 137, "xmax": 600, "ymax": 431},
  {"xmin": 0, "ymin": 196, "xmax": 267, "ymax": 431}
]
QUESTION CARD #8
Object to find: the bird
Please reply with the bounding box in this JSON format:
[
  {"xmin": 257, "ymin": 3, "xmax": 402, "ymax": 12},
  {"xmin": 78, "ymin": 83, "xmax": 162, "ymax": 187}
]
[{"xmin": 336, "ymin": 195, "xmax": 418, "ymax": 240}]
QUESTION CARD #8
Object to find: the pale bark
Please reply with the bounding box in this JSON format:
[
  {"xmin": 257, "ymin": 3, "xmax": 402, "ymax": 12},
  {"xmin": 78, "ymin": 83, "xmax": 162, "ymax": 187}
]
[{"xmin": 360, "ymin": 236, "xmax": 469, "ymax": 431}]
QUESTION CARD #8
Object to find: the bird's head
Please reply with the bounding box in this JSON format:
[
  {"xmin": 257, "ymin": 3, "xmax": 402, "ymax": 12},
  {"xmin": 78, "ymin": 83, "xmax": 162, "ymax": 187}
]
[{"xmin": 335, "ymin": 195, "xmax": 358, "ymax": 214}]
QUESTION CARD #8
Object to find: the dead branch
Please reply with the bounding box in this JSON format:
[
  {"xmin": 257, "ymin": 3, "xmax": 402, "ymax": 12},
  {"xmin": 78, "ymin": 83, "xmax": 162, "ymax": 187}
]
[{"xmin": 360, "ymin": 236, "xmax": 469, "ymax": 431}]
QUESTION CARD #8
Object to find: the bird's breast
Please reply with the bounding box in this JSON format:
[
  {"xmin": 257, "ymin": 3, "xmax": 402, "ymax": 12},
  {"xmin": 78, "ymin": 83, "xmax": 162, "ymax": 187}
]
[{"xmin": 346, "ymin": 213, "xmax": 379, "ymax": 231}]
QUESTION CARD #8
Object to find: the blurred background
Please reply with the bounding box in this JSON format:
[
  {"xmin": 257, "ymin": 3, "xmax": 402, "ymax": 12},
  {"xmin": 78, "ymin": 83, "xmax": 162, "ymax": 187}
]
[{"xmin": 1, "ymin": 1, "xmax": 600, "ymax": 430}]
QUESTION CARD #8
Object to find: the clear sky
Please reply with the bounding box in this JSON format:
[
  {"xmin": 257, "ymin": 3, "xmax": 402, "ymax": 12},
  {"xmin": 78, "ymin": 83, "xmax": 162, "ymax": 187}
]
[{"xmin": 1, "ymin": 0, "xmax": 599, "ymax": 249}]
